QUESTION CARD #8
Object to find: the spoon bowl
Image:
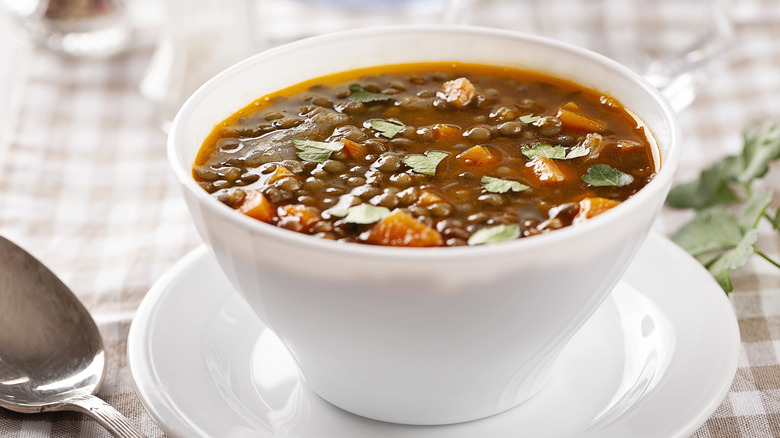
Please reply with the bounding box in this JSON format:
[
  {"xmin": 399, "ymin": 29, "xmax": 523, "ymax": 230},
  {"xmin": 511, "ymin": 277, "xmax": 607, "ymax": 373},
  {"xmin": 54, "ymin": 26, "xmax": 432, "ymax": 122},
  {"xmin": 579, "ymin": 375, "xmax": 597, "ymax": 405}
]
[{"xmin": 0, "ymin": 235, "xmax": 145, "ymax": 437}]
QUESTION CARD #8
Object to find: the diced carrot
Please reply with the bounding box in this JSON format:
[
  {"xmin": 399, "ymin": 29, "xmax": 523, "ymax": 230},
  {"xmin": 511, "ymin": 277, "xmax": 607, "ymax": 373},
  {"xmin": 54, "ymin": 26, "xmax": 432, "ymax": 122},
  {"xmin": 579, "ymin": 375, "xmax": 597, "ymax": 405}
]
[
  {"xmin": 342, "ymin": 138, "xmax": 368, "ymax": 161},
  {"xmin": 239, "ymin": 190, "xmax": 275, "ymax": 223},
  {"xmin": 267, "ymin": 166, "xmax": 294, "ymax": 184},
  {"xmin": 575, "ymin": 197, "xmax": 620, "ymax": 223},
  {"xmin": 278, "ymin": 204, "xmax": 321, "ymax": 231},
  {"xmin": 556, "ymin": 108, "xmax": 606, "ymax": 133},
  {"xmin": 456, "ymin": 145, "xmax": 500, "ymax": 167},
  {"xmin": 416, "ymin": 190, "xmax": 446, "ymax": 207},
  {"xmin": 432, "ymin": 123, "xmax": 462, "ymax": 141},
  {"xmin": 528, "ymin": 157, "xmax": 567, "ymax": 183},
  {"xmin": 439, "ymin": 77, "xmax": 476, "ymax": 108},
  {"xmin": 364, "ymin": 210, "xmax": 443, "ymax": 247}
]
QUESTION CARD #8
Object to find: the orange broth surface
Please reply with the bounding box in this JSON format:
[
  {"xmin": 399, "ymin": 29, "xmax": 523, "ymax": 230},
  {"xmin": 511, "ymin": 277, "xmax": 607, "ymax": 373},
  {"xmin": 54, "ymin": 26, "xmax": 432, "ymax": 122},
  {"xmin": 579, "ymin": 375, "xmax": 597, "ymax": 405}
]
[{"xmin": 193, "ymin": 62, "xmax": 656, "ymax": 247}]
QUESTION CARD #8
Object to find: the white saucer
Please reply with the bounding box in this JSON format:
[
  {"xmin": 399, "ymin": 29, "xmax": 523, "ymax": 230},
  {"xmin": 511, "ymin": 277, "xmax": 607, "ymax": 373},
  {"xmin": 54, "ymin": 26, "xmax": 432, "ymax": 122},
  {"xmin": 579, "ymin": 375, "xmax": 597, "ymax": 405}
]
[{"xmin": 128, "ymin": 233, "xmax": 739, "ymax": 438}]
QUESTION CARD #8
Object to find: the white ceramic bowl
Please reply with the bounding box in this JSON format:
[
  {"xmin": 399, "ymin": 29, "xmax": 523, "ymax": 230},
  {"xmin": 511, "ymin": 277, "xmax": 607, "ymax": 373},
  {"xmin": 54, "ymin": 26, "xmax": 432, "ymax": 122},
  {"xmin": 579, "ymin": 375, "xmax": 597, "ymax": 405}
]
[{"xmin": 168, "ymin": 26, "xmax": 681, "ymax": 425}]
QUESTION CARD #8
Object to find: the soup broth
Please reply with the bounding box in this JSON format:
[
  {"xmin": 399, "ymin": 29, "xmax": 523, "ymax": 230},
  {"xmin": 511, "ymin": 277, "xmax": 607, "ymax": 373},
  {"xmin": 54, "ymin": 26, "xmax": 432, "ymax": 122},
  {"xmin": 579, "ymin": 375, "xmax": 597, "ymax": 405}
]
[{"xmin": 193, "ymin": 63, "xmax": 656, "ymax": 247}]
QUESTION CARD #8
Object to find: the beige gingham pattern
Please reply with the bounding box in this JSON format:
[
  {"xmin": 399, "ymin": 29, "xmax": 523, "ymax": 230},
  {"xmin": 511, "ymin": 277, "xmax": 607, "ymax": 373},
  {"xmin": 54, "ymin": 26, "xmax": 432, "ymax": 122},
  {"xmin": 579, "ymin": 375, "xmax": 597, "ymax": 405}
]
[
  {"xmin": 1, "ymin": 0, "xmax": 780, "ymax": 436},
  {"xmin": 0, "ymin": 46, "xmax": 197, "ymax": 437}
]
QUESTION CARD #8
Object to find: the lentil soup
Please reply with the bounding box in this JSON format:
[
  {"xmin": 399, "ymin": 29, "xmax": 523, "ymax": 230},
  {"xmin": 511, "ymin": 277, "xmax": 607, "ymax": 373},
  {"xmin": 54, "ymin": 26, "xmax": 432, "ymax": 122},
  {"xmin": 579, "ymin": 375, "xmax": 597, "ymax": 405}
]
[{"xmin": 193, "ymin": 63, "xmax": 656, "ymax": 247}]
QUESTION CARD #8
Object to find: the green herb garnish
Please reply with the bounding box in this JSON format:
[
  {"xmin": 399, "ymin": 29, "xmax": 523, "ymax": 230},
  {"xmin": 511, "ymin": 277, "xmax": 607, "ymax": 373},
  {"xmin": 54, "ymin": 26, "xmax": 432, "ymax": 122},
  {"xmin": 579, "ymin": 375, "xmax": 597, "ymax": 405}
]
[
  {"xmin": 468, "ymin": 224, "xmax": 520, "ymax": 246},
  {"xmin": 519, "ymin": 115, "xmax": 540, "ymax": 124},
  {"xmin": 370, "ymin": 119, "xmax": 405, "ymax": 138},
  {"xmin": 401, "ymin": 150, "xmax": 449, "ymax": 176},
  {"xmin": 292, "ymin": 139, "xmax": 344, "ymax": 163},
  {"xmin": 667, "ymin": 123, "xmax": 780, "ymax": 293},
  {"xmin": 566, "ymin": 146, "xmax": 590, "ymax": 159},
  {"xmin": 582, "ymin": 164, "xmax": 634, "ymax": 187},
  {"xmin": 331, "ymin": 204, "xmax": 391, "ymax": 224},
  {"xmin": 322, "ymin": 195, "xmax": 356, "ymax": 219},
  {"xmin": 348, "ymin": 84, "xmax": 392, "ymax": 103},
  {"xmin": 481, "ymin": 176, "xmax": 529, "ymax": 194},
  {"xmin": 522, "ymin": 143, "xmax": 589, "ymax": 160}
]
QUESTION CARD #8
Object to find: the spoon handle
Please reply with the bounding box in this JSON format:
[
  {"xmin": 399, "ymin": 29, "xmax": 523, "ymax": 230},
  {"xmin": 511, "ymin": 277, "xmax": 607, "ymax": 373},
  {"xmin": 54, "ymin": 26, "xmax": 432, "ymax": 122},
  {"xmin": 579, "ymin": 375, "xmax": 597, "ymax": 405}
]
[{"xmin": 59, "ymin": 394, "xmax": 147, "ymax": 438}]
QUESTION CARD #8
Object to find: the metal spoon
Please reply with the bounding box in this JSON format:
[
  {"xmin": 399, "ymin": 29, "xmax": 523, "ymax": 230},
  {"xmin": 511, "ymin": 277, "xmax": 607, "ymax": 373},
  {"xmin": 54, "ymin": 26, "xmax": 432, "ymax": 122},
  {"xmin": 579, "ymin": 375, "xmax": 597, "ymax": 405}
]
[{"xmin": 0, "ymin": 235, "xmax": 146, "ymax": 437}]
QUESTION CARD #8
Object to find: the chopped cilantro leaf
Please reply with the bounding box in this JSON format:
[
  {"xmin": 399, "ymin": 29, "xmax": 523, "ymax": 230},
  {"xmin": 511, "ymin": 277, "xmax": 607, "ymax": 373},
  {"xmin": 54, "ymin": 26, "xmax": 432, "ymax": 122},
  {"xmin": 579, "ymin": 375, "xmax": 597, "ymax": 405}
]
[
  {"xmin": 348, "ymin": 84, "xmax": 392, "ymax": 103},
  {"xmin": 292, "ymin": 139, "xmax": 343, "ymax": 163},
  {"xmin": 522, "ymin": 143, "xmax": 565, "ymax": 160},
  {"xmin": 519, "ymin": 115, "xmax": 540, "ymax": 124},
  {"xmin": 522, "ymin": 143, "xmax": 589, "ymax": 160},
  {"xmin": 340, "ymin": 204, "xmax": 391, "ymax": 224},
  {"xmin": 468, "ymin": 224, "xmax": 520, "ymax": 245},
  {"xmin": 323, "ymin": 195, "xmax": 358, "ymax": 219},
  {"xmin": 325, "ymin": 206, "xmax": 349, "ymax": 218},
  {"xmin": 582, "ymin": 165, "xmax": 634, "ymax": 187},
  {"xmin": 481, "ymin": 176, "xmax": 529, "ymax": 193},
  {"xmin": 370, "ymin": 119, "xmax": 405, "ymax": 138},
  {"xmin": 401, "ymin": 150, "xmax": 449, "ymax": 176},
  {"xmin": 566, "ymin": 145, "xmax": 590, "ymax": 159}
]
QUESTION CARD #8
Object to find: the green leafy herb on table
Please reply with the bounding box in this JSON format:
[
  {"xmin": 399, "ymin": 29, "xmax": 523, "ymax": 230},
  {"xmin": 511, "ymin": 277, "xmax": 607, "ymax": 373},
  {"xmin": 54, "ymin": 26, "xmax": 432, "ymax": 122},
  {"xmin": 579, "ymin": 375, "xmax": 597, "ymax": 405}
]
[{"xmin": 666, "ymin": 123, "xmax": 780, "ymax": 293}]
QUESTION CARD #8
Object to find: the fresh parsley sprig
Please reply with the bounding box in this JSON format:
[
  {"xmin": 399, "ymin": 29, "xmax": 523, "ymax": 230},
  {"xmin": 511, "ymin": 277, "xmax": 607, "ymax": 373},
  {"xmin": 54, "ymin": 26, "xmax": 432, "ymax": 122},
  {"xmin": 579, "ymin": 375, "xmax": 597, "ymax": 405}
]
[{"xmin": 667, "ymin": 123, "xmax": 780, "ymax": 293}]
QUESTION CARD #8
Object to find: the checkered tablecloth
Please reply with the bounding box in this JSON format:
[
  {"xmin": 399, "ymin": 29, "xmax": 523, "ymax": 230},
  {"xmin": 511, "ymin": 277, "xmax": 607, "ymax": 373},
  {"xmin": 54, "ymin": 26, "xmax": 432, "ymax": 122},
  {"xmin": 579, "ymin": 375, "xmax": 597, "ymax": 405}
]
[{"xmin": 1, "ymin": 0, "xmax": 780, "ymax": 436}]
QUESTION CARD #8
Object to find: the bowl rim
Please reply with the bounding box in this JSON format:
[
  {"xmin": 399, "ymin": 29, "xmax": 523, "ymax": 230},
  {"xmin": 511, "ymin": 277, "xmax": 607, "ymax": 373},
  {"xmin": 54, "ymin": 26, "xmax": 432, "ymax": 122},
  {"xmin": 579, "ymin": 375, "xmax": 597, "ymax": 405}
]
[{"xmin": 168, "ymin": 24, "xmax": 682, "ymax": 261}]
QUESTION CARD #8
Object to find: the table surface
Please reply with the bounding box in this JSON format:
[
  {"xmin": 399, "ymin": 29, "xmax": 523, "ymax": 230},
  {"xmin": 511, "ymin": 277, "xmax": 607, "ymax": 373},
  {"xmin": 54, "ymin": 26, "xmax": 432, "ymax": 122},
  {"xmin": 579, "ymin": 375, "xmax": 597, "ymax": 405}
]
[{"xmin": 1, "ymin": 1, "xmax": 780, "ymax": 437}]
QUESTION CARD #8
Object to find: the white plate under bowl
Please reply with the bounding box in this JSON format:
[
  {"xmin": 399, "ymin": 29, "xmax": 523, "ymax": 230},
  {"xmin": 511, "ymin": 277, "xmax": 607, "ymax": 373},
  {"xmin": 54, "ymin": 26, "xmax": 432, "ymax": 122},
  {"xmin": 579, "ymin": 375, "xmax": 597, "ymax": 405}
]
[{"xmin": 128, "ymin": 233, "xmax": 739, "ymax": 438}]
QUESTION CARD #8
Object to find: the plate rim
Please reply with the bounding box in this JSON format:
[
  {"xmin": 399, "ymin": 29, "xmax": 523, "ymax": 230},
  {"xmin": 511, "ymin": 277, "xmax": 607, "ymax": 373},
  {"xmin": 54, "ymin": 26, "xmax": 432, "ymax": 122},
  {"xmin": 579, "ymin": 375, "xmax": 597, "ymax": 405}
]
[{"xmin": 127, "ymin": 233, "xmax": 740, "ymax": 438}]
